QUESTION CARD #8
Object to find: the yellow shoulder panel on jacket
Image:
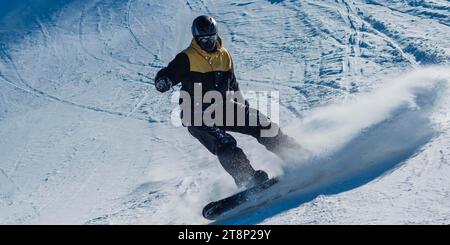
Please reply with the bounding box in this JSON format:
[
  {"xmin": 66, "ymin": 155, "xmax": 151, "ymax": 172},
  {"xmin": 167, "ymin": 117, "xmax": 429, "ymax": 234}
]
[{"xmin": 183, "ymin": 46, "xmax": 232, "ymax": 73}]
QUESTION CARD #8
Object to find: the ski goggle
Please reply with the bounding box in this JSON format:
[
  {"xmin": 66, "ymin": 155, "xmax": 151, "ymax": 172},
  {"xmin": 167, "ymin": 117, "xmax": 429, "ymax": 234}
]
[{"xmin": 196, "ymin": 34, "xmax": 217, "ymax": 44}]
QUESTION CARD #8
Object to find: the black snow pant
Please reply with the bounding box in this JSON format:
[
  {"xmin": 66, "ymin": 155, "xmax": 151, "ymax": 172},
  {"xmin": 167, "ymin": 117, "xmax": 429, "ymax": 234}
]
[{"xmin": 187, "ymin": 103, "xmax": 299, "ymax": 187}]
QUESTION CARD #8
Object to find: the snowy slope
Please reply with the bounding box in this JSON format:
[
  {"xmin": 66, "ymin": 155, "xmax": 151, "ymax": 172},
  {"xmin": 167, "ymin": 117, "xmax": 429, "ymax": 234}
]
[{"xmin": 0, "ymin": 0, "xmax": 449, "ymax": 224}]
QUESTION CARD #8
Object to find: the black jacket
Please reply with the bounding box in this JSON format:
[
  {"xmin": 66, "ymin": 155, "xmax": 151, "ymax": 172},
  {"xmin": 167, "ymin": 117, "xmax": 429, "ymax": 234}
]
[
  {"xmin": 155, "ymin": 37, "xmax": 242, "ymax": 126},
  {"xmin": 156, "ymin": 37, "xmax": 240, "ymax": 98}
]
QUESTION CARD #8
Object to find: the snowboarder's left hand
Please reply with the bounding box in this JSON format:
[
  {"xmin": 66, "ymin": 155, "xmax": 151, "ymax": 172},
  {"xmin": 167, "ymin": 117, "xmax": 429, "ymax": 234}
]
[{"xmin": 155, "ymin": 76, "xmax": 172, "ymax": 93}]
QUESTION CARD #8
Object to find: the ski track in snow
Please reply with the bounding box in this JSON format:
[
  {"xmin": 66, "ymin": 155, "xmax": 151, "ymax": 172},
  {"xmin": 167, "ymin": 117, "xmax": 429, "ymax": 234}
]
[{"xmin": 0, "ymin": 0, "xmax": 449, "ymax": 224}]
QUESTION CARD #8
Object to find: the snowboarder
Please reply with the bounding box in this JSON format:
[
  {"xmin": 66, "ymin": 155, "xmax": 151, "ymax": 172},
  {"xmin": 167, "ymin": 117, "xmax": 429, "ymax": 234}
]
[{"xmin": 154, "ymin": 15, "xmax": 300, "ymax": 189}]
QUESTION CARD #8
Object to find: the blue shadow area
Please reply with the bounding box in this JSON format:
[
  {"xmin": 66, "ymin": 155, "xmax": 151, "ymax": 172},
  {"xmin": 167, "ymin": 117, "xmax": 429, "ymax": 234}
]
[
  {"xmin": 268, "ymin": 0, "xmax": 285, "ymax": 4},
  {"xmin": 0, "ymin": 0, "xmax": 74, "ymax": 44}
]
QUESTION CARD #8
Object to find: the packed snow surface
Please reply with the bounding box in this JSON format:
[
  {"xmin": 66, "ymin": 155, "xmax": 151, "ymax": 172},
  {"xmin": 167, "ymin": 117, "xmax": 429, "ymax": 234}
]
[{"xmin": 0, "ymin": 0, "xmax": 449, "ymax": 224}]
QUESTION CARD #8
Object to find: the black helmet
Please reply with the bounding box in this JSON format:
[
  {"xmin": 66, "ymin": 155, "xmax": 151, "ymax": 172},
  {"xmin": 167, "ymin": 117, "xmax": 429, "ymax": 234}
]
[{"xmin": 191, "ymin": 15, "xmax": 218, "ymax": 37}]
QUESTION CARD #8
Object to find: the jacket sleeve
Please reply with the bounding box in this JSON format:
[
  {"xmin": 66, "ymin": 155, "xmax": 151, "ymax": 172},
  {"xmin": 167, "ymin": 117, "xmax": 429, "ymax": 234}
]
[{"xmin": 155, "ymin": 52, "xmax": 190, "ymax": 87}]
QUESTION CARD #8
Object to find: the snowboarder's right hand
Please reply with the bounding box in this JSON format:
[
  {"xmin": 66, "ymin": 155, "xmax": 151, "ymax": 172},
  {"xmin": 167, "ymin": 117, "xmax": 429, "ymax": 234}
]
[{"xmin": 155, "ymin": 76, "xmax": 172, "ymax": 93}]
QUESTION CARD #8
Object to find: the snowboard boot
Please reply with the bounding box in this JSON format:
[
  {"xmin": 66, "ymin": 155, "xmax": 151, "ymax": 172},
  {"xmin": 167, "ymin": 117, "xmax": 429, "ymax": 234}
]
[
  {"xmin": 239, "ymin": 169, "xmax": 269, "ymax": 189},
  {"xmin": 253, "ymin": 169, "xmax": 269, "ymax": 185}
]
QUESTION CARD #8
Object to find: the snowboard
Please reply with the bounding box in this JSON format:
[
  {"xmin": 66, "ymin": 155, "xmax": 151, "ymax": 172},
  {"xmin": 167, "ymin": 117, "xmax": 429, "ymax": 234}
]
[{"xmin": 202, "ymin": 177, "xmax": 279, "ymax": 220}]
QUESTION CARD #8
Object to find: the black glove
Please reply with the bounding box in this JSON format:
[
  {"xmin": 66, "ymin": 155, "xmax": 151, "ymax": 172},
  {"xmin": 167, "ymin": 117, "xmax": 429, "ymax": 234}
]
[{"xmin": 155, "ymin": 76, "xmax": 172, "ymax": 93}]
